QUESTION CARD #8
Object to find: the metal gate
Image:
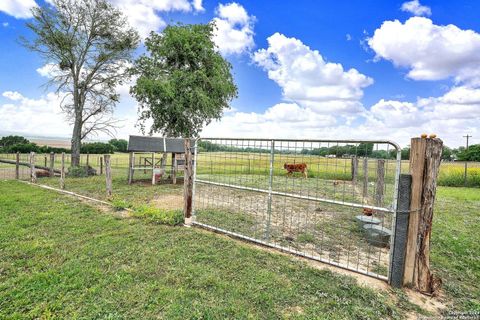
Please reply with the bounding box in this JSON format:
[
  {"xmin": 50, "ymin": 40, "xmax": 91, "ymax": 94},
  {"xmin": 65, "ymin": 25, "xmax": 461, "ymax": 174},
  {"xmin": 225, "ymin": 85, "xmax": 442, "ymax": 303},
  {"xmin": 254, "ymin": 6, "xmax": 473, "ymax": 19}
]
[{"xmin": 192, "ymin": 138, "xmax": 402, "ymax": 280}]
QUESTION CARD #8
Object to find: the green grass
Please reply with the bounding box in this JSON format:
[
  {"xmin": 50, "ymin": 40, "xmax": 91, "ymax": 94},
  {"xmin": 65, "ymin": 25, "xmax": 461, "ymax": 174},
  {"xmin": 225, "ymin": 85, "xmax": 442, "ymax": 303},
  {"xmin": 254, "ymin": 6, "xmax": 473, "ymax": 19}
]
[
  {"xmin": 431, "ymin": 187, "xmax": 480, "ymax": 311},
  {"xmin": 0, "ymin": 180, "xmax": 411, "ymax": 319}
]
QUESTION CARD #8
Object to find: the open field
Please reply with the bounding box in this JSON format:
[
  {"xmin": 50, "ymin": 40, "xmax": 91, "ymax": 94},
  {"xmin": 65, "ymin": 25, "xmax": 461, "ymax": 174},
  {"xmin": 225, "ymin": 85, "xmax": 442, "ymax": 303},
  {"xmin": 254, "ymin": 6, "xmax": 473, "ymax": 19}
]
[
  {"xmin": 1, "ymin": 151, "xmax": 479, "ymax": 187},
  {"xmin": 0, "ymin": 181, "xmax": 418, "ymax": 319}
]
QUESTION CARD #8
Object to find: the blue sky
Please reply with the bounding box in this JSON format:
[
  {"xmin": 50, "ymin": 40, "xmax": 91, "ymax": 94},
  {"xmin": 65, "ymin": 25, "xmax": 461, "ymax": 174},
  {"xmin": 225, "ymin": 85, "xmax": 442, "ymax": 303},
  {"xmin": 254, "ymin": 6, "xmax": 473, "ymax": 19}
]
[{"xmin": 1, "ymin": 0, "xmax": 480, "ymax": 147}]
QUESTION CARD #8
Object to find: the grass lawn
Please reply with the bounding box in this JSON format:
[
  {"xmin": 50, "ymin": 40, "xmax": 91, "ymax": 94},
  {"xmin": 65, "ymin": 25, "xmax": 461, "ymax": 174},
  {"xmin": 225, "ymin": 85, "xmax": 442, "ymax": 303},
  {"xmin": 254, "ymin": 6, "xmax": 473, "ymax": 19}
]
[
  {"xmin": 431, "ymin": 187, "xmax": 480, "ymax": 311},
  {"xmin": 0, "ymin": 180, "xmax": 413, "ymax": 319}
]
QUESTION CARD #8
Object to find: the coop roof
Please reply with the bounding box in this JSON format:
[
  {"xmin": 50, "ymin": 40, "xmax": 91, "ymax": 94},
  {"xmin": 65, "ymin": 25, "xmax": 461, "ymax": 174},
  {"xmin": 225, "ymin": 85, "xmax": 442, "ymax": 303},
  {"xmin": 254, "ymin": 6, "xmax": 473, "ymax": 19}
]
[{"xmin": 127, "ymin": 136, "xmax": 193, "ymax": 153}]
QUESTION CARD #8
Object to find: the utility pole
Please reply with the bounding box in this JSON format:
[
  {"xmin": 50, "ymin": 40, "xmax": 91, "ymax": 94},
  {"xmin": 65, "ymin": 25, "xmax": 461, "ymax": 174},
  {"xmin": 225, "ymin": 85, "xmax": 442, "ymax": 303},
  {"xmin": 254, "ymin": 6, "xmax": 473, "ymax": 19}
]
[{"xmin": 463, "ymin": 134, "xmax": 472, "ymax": 186}]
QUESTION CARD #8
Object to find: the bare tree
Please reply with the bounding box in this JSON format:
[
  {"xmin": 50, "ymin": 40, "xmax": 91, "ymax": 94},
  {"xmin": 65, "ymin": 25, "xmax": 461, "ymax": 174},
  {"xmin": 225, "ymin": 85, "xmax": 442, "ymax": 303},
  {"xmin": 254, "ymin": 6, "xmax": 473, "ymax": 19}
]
[{"xmin": 22, "ymin": 0, "xmax": 139, "ymax": 166}]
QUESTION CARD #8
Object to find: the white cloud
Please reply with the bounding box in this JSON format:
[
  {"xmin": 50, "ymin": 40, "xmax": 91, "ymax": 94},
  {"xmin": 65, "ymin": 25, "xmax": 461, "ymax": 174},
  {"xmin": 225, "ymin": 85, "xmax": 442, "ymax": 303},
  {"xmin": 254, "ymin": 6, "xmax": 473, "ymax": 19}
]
[
  {"xmin": 368, "ymin": 17, "xmax": 480, "ymax": 84},
  {"xmin": 2, "ymin": 22, "xmax": 9, "ymax": 27},
  {"xmin": 212, "ymin": 2, "xmax": 255, "ymax": 55},
  {"xmin": 0, "ymin": 0, "xmax": 36, "ymax": 19},
  {"xmin": 401, "ymin": 0, "xmax": 431, "ymax": 16},
  {"xmin": 253, "ymin": 33, "xmax": 373, "ymax": 114}
]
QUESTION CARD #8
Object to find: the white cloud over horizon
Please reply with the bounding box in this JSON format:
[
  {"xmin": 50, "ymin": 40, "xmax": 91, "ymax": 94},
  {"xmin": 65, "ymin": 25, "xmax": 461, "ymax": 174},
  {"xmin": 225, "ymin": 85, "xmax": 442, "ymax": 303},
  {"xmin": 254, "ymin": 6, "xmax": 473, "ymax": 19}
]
[
  {"xmin": 253, "ymin": 33, "xmax": 373, "ymax": 115},
  {"xmin": 0, "ymin": 0, "xmax": 37, "ymax": 19}
]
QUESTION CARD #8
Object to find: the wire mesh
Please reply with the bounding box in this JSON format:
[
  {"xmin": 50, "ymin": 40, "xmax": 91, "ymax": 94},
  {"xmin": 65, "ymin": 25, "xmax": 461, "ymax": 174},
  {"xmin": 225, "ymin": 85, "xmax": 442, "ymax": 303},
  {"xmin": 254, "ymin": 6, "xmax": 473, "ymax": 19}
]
[{"xmin": 193, "ymin": 138, "xmax": 402, "ymax": 279}]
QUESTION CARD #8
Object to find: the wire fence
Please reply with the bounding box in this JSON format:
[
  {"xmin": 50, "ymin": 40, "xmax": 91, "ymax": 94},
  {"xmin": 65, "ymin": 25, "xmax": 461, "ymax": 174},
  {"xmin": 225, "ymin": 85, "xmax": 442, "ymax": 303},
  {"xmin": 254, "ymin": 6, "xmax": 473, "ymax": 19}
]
[{"xmin": 193, "ymin": 138, "xmax": 402, "ymax": 280}]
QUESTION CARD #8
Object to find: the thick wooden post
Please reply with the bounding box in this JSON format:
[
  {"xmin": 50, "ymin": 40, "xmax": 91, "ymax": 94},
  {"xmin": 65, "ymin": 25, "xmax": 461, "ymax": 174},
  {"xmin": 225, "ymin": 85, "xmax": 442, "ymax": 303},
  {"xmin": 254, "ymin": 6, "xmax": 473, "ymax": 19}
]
[
  {"xmin": 15, "ymin": 152, "xmax": 19, "ymax": 179},
  {"xmin": 128, "ymin": 152, "xmax": 133, "ymax": 185},
  {"xmin": 49, "ymin": 152, "xmax": 55, "ymax": 177},
  {"xmin": 375, "ymin": 159, "xmax": 385, "ymax": 206},
  {"xmin": 404, "ymin": 137, "xmax": 443, "ymax": 294},
  {"xmin": 104, "ymin": 154, "xmax": 112, "ymax": 197},
  {"xmin": 362, "ymin": 157, "xmax": 369, "ymax": 198},
  {"xmin": 183, "ymin": 139, "xmax": 193, "ymax": 225},
  {"xmin": 60, "ymin": 152, "xmax": 65, "ymax": 189},
  {"xmin": 351, "ymin": 156, "xmax": 358, "ymax": 183},
  {"xmin": 30, "ymin": 152, "xmax": 36, "ymax": 183},
  {"xmin": 100, "ymin": 156, "xmax": 103, "ymax": 175},
  {"xmin": 86, "ymin": 153, "xmax": 89, "ymax": 166},
  {"xmin": 44, "ymin": 154, "xmax": 47, "ymax": 167}
]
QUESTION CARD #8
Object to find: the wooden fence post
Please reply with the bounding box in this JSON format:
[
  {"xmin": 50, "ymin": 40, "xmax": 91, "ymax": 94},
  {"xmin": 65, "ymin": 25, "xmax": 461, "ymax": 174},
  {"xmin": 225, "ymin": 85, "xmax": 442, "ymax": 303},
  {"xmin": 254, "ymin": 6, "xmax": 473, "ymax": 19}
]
[
  {"xmin": 375, "ymin": 159, "xmax": 385, "ymax": 207},
  {"xmin": 172, "ymin": 154, "xmax": 177, "ymax": 185},
  {"xmin": 362, "ymin": 157, "xmax": 369, "ymax": 198},
  {"xmin": 15, "ymin": 152, "xmax": 19, "ymax": 179},
  {"xmin": 49, "ymin": 152, "xmax": 55, "ymax": 177},
  {"xmin": 30, "ymin": 152, "xmax": 36, "ymax": 183},
  {"xmin": 60, "ymin": 152, "xmax": 65, "ymax": 189},
  {"xmin": 128, "ymin": 152, "xmax": 133, "ymax": 185},
  {"xmin": 44, "ymin": 154, "xmax": 47, "ymax": 167},
  {"xmin": 351, "ymin": 156, "xmax": 358, "ymax": 183},
  {"xmin": 86, "ymin": 153, "xmax": 89, "ymax": 166},
  {"xmin": 104, "ymin": 154, "xmax": 112, "ymax": 197},
  {"xmin": 100, "ymin": 156, "xmax": 103, "ymax": 175},
  {"xmin": 183, "ymin": 139, "xmax": 193, "ymax": 225},
  {"xmin": 403, "ymin": 136, "xmax": 443, "ymax": 294}
]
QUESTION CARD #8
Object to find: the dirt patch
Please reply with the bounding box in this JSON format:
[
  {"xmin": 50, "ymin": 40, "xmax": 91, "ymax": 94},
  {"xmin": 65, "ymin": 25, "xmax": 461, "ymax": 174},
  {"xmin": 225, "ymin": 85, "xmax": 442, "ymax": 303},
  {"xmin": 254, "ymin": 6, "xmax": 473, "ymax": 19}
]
[{"xmin": 151, "ymin": 193, "xmax": 184, "ymax": 210}]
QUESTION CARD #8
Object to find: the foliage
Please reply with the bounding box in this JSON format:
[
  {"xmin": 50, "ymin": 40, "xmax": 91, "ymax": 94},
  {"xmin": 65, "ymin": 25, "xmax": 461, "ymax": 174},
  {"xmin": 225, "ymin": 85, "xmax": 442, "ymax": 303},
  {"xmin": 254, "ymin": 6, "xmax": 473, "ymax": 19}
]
[
  {"xmin": 133, "ymin": 206, "xmax": 184, "ymax": 226},
  {"xmin": 67, "ymin": 166, "xmax": 96, "ymax": 177},
  {"xmin": 0, "ymin": 135, "xmax": 29, "ymax": 147},
  {"xmin": 457, "ymin": 144, "xmax": 480, "ymax": 161},
  {"xmin": 131, "ymin": 23, "xmax": 238, "ymax": 138},
  {"xmin": 109, "ymin": 139, "xmax": 128, "ymax": 152},
  {"xmin": 22, "ymin": 0, "xmax": 139, "ymax": 165},
  {"xmin": 110, "ymin": 197, "xmax": 133, "ymax": 211},
  {"xmin": 81, "ymin": 142, "xmax": 114, "ymax": 154}
]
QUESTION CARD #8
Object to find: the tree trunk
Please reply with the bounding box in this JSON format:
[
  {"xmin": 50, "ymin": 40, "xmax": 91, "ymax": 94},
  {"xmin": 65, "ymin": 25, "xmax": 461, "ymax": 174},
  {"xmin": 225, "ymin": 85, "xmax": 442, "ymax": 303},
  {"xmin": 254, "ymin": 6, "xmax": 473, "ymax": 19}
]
[{"xmin": 71, "ymin": 109, "xmax": 82, "ymax": 167}]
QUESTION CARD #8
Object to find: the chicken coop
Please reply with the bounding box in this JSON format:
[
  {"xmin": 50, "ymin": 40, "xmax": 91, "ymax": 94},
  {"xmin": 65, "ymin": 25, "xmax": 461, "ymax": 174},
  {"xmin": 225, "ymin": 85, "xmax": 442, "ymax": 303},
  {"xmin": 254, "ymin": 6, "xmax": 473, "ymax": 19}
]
[{"xmin": 127, "ymin": 136, "xmax": 193, "ymax": 185}]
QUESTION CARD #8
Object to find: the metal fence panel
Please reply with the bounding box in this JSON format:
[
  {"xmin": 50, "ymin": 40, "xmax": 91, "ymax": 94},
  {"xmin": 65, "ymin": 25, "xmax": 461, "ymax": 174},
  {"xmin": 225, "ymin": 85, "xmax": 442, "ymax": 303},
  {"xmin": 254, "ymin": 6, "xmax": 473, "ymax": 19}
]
[{"xmin": 193, "ymin": 138, "xmax": 402, "ymax": 280}]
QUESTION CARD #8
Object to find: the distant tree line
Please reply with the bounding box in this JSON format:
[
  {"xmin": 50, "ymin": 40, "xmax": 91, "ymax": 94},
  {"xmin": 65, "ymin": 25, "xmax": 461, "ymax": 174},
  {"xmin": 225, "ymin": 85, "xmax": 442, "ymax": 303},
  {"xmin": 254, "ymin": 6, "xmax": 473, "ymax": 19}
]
[
  {"xmin": 198, "ymin": 140, "xmax": 480, "ymax": 161},
  {"xmin": 0, "ymin": 135, "xmax": 128, "ymax": 154}
]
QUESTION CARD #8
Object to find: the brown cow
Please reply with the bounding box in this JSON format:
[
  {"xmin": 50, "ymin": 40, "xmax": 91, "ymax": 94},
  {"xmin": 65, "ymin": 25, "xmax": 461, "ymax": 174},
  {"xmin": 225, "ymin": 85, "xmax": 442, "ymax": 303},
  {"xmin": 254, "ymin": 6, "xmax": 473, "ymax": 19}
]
[{"xmin": 283, "ymin": 163, "xmax": 308, "ymax": 178}]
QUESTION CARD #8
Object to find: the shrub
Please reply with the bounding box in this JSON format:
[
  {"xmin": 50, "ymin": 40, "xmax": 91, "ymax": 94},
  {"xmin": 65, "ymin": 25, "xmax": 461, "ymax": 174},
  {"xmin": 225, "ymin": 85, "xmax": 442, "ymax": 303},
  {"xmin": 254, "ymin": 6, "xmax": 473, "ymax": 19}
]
[
  {"xmin": 80, "ymin": 142, "xmax": 114, "ymax": 154},
  {"xmin": 0, "ymin": 135, "xmax": 29, "ymax": 147},
  {"xmin": 67, "ymin": 166, "xmax": 97, "ymax": 177},
  {"xmin": 7, "ymin": 143, "xmax": 40, "ymax": 153},
  {"xmin": 133, "ymin": 205, "xmax": 183, "ymax": 226}
]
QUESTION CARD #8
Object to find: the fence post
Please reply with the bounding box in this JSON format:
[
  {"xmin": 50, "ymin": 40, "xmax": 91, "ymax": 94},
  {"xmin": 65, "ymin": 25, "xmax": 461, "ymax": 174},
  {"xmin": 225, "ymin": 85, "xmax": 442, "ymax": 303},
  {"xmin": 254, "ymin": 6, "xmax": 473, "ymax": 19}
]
[
  {"xmin": 60, "ymin": 152, "xmax": 65, "ymax": 189},
  {"xmin": 44, "ymin": 154, "xmax": 47, "ymax": 167},
  {"xmin": 172, "ymin": 154, "xmax": 177, "ymax": 185},
  {"xmin": 265, "ymin": 140, "xmax": 275, "ymax": 241},
  {"xmin": 183, "ymin": 139, "xmax": 193, "ymax": 225},
  {"xmin": 404, "ymin": 136, "xmax": 443, "ymax": 293},
  {"xmin": 362, "ymin": 157, "xmax": 368, "ymax": 198},
  {"xmin": 389, "ymin": 174, "xmax": 412, "ymax": 287},
  {"xmin": 351, "ymin": 156, "xmax": 358, "ymax": 183},
  {"xmin": 104, "ymin": 154, "xmax": 112, "ymax": 197},
  {"xmin": 15, "ymin": 152, "xmax": 19, "ymax": 179},
  {"xmin": 86, "ymin": 153, "xmax": 89, "ymax": 166},
  {"xmin": 128, "ymin": 152, "xmax": 133, "ymax": 185},
  {"xmin": 375, "ymin": 159, "xmax": 385, "ymax": 206},
  {"xmin": 49, "ymin": 152, "xmax": 55, "ymax": 177},
  {"xmin": 30, "ymin": 152, "xmax": 36, "ymax": 183},
  {"xmin": 100, "ymin": 156, "xmax": 103, "ymax": 175}
]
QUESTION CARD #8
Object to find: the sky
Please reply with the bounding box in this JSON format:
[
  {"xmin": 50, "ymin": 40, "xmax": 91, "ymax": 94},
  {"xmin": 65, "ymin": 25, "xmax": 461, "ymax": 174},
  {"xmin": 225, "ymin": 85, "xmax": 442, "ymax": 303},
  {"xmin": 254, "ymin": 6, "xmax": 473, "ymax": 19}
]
[{"xmin": 0, "ymin": 0, "xmax": 479, "ymax": 147}]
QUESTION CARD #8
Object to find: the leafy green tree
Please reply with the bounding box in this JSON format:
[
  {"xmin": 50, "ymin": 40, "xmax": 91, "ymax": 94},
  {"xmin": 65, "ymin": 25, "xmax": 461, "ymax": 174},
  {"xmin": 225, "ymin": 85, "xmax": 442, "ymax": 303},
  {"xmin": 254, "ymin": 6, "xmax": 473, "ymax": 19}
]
[
  {"xmin": 81, "ymin": 142, "xmax": 115, "ymax": 154},
  {"xmin": 0, "ymin": 135, "xmax": 29, "ymax": 147},
  {"xmin": 108, "ymin": 139, "xmax": 128, "ymax": 152},
  {"xmin": 22, "ymin": 0, "xmax": 139, "ymax": 166},
  {"xmin": 131, "ymin": 23, "xmax": 238, "ymax": 138},
  {"xmin": 457, "ymin": 144, "xmax": 480, "ymax": 161}
]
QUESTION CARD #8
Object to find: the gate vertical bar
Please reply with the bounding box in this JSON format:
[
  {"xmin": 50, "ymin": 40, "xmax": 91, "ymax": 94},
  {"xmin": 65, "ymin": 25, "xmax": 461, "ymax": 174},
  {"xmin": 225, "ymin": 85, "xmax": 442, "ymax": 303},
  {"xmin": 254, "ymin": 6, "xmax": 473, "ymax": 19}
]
[
  {"xmin": 265, "ymin": 139, "xmax": 275, "ymax": 241},
  {"xmin": 191, "ymin": 139, "xmax": 199, "ymax": 222},
  {"xmin": 388, "ymin": 147, "xmax": 403, "ymax": 281}
]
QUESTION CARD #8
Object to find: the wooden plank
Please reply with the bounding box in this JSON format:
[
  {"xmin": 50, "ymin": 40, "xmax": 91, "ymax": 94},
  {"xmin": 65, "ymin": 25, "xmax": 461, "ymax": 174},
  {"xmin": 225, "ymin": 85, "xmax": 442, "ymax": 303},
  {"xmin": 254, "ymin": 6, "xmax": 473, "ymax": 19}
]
[
  {"xmin": 49, "ymin": 152, "xmax": 55, "ymax": 177},
  {"xmin": 404, "ymin": 137, "xmax": 427, "ymax": 286},
  {"xmin": 183, "ymin": 139, "xmax": 193, "ymax": 224},
  {"xmin": 417, "ymin": 138, "xmax": 443, "ymax": 293},
  {"xmin": 104, "ymin": 154, "xmax": 112, "ymax": 197},
  {"xmin": 30, "ymin": 152, "xmax": 37, "ymax": 183},
  {"xmin": 351, "ymin": 156, "xmax": 358, "ymax": 183},
  {"xmin": 362, "ymin": 157, "xmax": 369, "ymax": 198},
  {"xmin": 60, "ymin": 152, "xmax": 65, "ymax": 190},
  {"xmin": 375, "ymin": 159, "xmax": 385, "ymax": 207},
  {"xmin": 15, "ymin": 152, "xmax": 19, "ymax": 179}
]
